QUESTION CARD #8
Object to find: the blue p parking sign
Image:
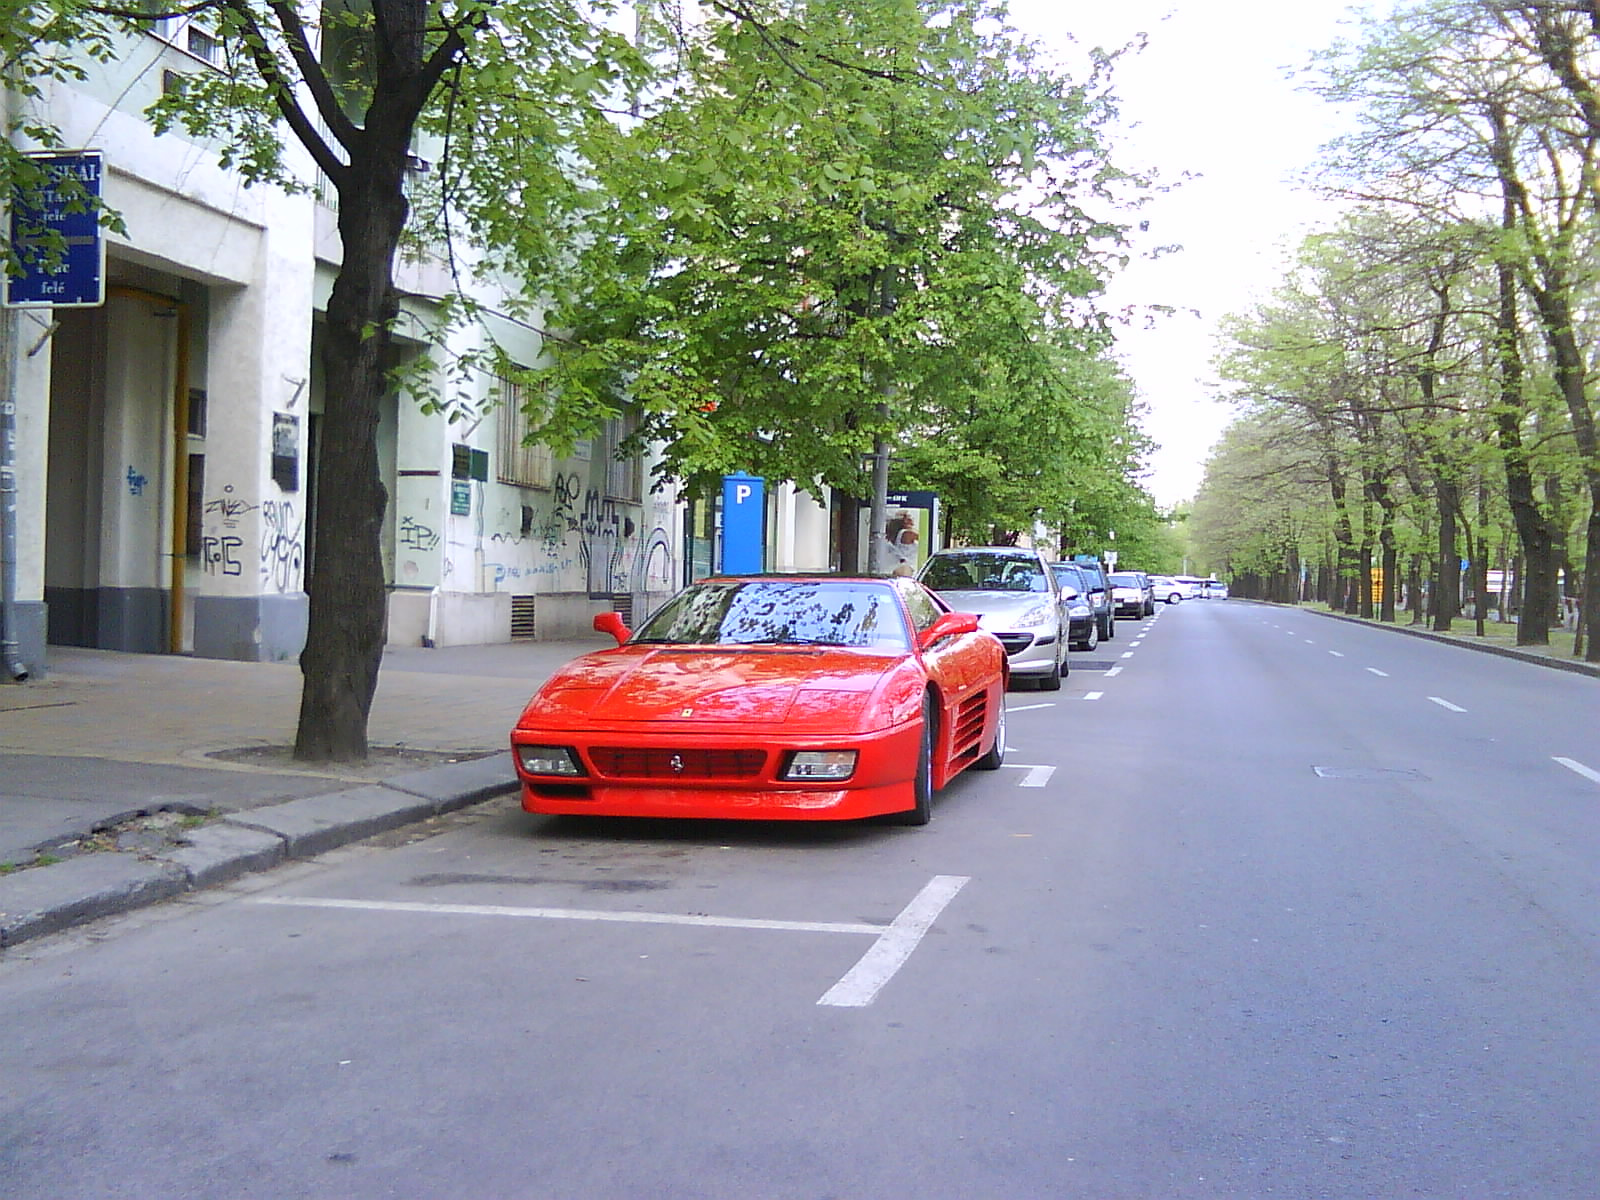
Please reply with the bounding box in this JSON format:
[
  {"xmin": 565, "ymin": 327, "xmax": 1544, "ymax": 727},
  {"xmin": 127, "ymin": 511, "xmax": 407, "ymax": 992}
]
[{"xmin": 5, "ymin": 151, "xmax": 106, "ymax": 309}]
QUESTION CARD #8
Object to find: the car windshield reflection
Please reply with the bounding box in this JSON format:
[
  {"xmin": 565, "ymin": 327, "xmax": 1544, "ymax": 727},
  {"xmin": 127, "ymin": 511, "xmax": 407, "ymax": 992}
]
[
  {"xmin": 629, "ymin": 580, "xmax": 912, "ymax": 650},
  {"xmin": 922, "ymin": 554, "xmax": 1049, "ymax": 593}
]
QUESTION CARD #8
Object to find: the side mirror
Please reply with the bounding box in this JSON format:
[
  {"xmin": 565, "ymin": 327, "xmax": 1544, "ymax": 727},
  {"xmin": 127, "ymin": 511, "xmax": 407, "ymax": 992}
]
[
  {"xmin": 593, "ymin": 611, "xmax": 631, "ymax": 645},
  {"xmin": 919, "ymin": 610, "xmax": 979, "ymax": 649}
]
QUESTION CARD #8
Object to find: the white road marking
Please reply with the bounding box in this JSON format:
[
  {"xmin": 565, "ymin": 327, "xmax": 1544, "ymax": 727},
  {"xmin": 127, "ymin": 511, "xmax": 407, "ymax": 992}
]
[
  {"xmin": 252, "ymin": 895, "xmax": 882, "ymax": 935},
  {"xmin": 1084, "ymin": 691, "xmax": 1104, "ymax": 701},
  {"xmin": 1006, "ymin": 703, "xmax": 1055, "ymax": 712},
  {"xmin": 1104, "ymin": 666, "xmax": 1123, "ymax": 677},
  {"xmin": 1366, "ymin": 668, "xmax": 1389, "ymax": 677},
  {"xmin": 1130, "ymin": 639, "xmax": 1144, "ymax": 646},
  {"xmin": 1305, "ymin": 640, "xmax": 1316, "ymax": 644},
  {"xmin": 1555, "ymin": 757, "xmax": 1600, "ymax": 785},
  {"xmin": 1329, "ymin": 651, "xmax": 1345, "ymax": 658},
  {"xmin": 1002, "ymin": 764, "xmax": 1056, "ymax": 787},
  {"xmin": 818, "ymin": 875, "xmax": 969, "ymax": 1008},
  {"xmin": 1120, "ymin": 651, "xmax": 1135, "ymax": 659},
  {"xmin": 1428, "ymin": 696, "xmax": 1467, "ymax": 712}
]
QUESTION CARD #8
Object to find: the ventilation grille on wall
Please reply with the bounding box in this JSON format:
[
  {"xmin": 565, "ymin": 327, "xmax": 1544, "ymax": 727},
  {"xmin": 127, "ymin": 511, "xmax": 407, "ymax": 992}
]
[
  {"xmin": 510, "ymin": 595, "xmax": 537, "ymax": 641},
  {"xmin": 611, "ymin": 594, "xmax": 634, "ymax": 625}
]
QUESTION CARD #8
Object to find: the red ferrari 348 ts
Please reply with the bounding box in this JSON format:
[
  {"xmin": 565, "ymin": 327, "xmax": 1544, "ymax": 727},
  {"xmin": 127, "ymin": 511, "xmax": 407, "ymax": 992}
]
[{"xmin": 510, "ymin": 574, "xmax": 1009, "ymax": 825}]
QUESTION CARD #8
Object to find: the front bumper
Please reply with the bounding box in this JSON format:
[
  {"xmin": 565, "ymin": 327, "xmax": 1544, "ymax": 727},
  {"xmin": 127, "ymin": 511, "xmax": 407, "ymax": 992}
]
[{"xmin": 511, "ymin": 717, "xmax": 923, "ymax": 821}]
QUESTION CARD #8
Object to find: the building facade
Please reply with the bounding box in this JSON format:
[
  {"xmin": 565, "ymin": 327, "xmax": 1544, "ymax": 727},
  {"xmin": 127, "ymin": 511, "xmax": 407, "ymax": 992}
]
[{"xmin": 2, "ymin": 12, "xmax": 696, "ymax": 678}]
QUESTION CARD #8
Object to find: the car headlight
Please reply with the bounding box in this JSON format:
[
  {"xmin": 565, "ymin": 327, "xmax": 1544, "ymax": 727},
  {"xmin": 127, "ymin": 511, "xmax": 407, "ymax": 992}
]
[
  {"xmin": 1014, "ymin": 604, "xmax": 1051, "ymax": 628},
  {"xmin": 515, "ymin": 744, "xmax": 585, "ymax": 776},
  {"xmin": 781, "ymin": 750, "xmax": 858, "ymax": 781},
  {"xmin": 1068, "ymin": 602, "xmax": 1092, "ymax": 618}
]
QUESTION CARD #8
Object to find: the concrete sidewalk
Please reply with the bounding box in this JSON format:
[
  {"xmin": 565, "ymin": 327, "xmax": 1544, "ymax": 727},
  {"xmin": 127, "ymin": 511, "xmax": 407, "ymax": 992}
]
[{"xmin": 0, "ymin": 638, "xmax": 605, "ymax": 948}]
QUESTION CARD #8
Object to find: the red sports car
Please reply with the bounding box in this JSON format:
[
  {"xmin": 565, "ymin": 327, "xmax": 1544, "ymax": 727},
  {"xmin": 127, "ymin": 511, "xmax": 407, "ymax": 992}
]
[{"xmin": 510, "ymin": 574, "xmax": 1009, "ymax": 824}]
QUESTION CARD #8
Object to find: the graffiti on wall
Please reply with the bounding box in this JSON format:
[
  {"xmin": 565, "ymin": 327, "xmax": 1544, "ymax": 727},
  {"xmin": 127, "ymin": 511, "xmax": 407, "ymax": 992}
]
[
  {"xmin": 399, "ymin": 515, "xmax": 440, "ymax": 552},
  {"xmin": 201, "ymin": 536, "xmax": 243, "ymax": 576},
  {"xmin": 478, "ymin": 476, "xmax": 674, "ymax": 599},
  {"xmin": 261, "ymin": 499, "xmax": 304, "ymax": 592}
]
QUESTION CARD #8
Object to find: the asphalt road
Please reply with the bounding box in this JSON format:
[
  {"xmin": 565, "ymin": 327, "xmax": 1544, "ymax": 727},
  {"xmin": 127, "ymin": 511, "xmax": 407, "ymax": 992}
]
[{"xmin": 3, "ymin": 601, "xmax": 1597, "ymax": 1198}]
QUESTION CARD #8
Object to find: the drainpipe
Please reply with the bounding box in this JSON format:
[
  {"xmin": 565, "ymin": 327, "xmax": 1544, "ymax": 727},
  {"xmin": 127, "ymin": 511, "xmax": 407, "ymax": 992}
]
[{"xmin": 1, "ymin": 307, "xmax": 28, "ymax": 680}]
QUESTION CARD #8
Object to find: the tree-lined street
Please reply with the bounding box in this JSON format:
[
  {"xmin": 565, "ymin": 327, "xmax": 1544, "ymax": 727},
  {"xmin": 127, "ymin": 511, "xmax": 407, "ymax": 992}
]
[{"xmin": 4, "ymin": 602, "xmax": 1596, "ymax": 1197}]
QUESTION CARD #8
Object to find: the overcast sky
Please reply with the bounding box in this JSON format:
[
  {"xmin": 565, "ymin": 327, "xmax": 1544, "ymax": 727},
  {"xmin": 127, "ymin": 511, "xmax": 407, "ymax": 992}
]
[{"xmin": 1004, "ymin": 0, "xmax": 1376, "ymax": 507}]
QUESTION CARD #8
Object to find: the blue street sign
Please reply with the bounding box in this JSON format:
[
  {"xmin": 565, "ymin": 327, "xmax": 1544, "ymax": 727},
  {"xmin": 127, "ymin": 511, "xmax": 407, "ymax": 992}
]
[
  {"xmin": 5, "ymin": 151, "xmax": 106, "ymax": 308},
  {"xmin": 720, "ymin": 473, "xmax": 765, "ymax": 574}
]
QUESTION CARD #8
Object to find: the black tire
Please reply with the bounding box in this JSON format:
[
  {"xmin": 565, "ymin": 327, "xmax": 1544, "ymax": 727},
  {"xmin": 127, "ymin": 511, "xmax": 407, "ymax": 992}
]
[
  {"xmin": 891, "ymin": 694, "xmax": 935, "ymax": 825},
  {"xmin": 974, "ymin": 697, "xmax": 1006, "ymax": 770},
  {"xmin": 1104, "ymin": 613, "xmax": 1115, "ymax": 640},
  {"xmin": 1037, "ymin": 647, "xmax": 1063, "ymax": 691},
  {"xmin": 1076, "ymin": 620, "xmax": 1098, "ymax": 652},
  {"xmin": 1166, "ymin": 593, "xmax": 1181, "ymax": 604}
]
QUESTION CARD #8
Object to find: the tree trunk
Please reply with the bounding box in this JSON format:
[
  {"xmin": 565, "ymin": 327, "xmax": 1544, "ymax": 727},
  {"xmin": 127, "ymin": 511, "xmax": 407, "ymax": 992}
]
[{"xmin": 294, "ymin": 129, "xmax": 411, "ymax": 760}]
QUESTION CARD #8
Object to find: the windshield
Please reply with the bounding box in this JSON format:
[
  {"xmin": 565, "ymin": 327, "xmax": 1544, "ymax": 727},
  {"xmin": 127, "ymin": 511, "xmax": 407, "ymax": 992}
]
[
  {"xmin": 1109, "ymin": 573, "xmax": 1142, "ymax": 587},
  {"xmin": 629, "ymin": 580, "xmax": 911, "ymax": 649},
  {"xmin": 922, "ymin": 553, "xmax": 1048, "ymax": 593}
]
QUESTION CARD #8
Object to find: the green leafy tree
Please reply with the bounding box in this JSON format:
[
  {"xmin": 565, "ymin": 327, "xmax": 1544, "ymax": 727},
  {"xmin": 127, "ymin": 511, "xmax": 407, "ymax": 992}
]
[{"xmin": 531, "ymin": 0, "xmax": 1145, "ymax": 554}]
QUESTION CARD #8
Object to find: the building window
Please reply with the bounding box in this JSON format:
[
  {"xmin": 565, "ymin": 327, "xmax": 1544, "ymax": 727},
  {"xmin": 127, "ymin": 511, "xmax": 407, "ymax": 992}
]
[
  {"xmin": 604, "ymin": 411, "xmax": 643, "ymax": 502},
  {"xmin": 495, "ymin": 373, "xmax": 553, "ymax": 489}
]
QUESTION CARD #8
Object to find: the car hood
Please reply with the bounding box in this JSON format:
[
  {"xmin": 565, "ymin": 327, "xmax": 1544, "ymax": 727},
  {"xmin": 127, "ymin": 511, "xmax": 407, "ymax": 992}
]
[
  {"xmin": 516, "ymin": 646, "xmax": 914, "ymax": 730},
  {"xmin": 928, "ymin": 589, "xmax": 1054, "ymax": 627}
]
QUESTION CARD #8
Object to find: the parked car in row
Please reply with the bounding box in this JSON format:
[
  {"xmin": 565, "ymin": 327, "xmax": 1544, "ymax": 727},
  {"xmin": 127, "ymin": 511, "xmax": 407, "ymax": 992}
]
[
  {"xmin": 1048, "ymin": 561, "xmax": 1100, "ymax": 651},
  {"xmin": 918, "ymin": 547, "xmax": 1069, "ymax": 690},
  {"xmin": 1065, "ymin": 556, "xmax": 1116, "ymax": 642},
  {"xmin": 1109, "ymin": 571, "xmax": 1156, "ymax": 619},
  {"xmin": 1198, "ymin": 579, "xmax": 1229, "ymax": 599}
]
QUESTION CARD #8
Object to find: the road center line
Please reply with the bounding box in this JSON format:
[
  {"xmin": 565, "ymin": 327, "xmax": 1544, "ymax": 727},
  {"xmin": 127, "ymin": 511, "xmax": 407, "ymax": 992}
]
[
  {"xmin": 818, "ymin": 875, "xmax": 969, "ymax": 1008},
  {"xmin": 1428, "ymin": 696, "xmax": 1467, "ymax": 712},
  {"xmin": 251, "ymin": 895, "xmax": 882, "ymax": 936},
  {"xmin": 1554, "ymin": 756, "xmax": 1600, "ymax": 785}
]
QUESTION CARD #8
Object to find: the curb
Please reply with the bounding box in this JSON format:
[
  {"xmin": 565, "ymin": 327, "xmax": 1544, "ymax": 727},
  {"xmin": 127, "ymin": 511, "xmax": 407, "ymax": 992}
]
[
  {"xmin": 0, "ymin": 756, "xmax": 519, "ymax": 950},
  {"xmin": 1300, "ymin": 606, "xmax": 1600, "ymax": 679}
]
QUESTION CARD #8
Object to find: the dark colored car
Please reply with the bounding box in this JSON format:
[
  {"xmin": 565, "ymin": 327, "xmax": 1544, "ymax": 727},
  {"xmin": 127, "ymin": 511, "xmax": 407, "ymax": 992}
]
[
  {"xmin": 1066, "ymin": 556, "xmax": 1116, "ymax": 641},
  {"xmin": 1049, "ymin": 561, "xmax": 1100, "ymax": 651}
]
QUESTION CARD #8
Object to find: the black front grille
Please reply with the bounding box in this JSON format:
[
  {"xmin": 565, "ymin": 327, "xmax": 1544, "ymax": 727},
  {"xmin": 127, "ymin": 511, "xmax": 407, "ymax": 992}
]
[{"xmin": 995, "ymin": 633, "xmax": 1034, "ymax": 656}]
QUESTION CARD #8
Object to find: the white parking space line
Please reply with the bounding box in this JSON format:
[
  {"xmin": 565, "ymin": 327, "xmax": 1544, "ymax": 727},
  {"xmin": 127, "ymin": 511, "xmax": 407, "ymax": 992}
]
[
  {"xmin": 1104, "ymin": 666, "xmax": 1123, "ymax": 677},
  {"xmin": 252, "ymin": 895, "xmax": 882, "ymax": 935},
  {"xmin": 1003, "ymin": 764, "xmax": 1056, "ymax": 787},
  {"xmin": 1120, "ymin": 651, "xmax": 1135, "ymax": 659},
  {"xmin": 818, "ymin": 875, "xmax": 970, "ymax": 1008},
  {"xmin": 1428, "ymin": 696, "xmax": 1467, "ymax": 712},
  {"xmin": 1084, "ymin": 691, "xmax": 1104, "ymax": 701},
  {"xmin": 259, "ymin": 875, "xmax": 971, "ymax": 1013},
  {"xmin": 1554, "ymin": 757, "xmax": 1600, "ymax": 785},
  {"xmin": 1329, "ymin": 651, "xmax": 1345, "ymax": 658},
  {"xmin": 1366, "ymin": 668, "xmax": 1389, "ymax": 677},
  {"xmin": 1006, "ymin": 703, "xmax": 1055, "ymax": 712}
]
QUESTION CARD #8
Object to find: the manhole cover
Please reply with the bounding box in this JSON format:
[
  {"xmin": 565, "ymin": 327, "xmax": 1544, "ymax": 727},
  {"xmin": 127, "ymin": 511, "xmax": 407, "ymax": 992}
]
[{"xmin": 1312, "ymin": 766, "xmax": 1431, "ymax": 781}]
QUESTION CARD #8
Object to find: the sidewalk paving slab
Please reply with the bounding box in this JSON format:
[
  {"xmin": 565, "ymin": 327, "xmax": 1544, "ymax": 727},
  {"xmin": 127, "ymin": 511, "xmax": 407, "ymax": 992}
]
[{"xmin": 0, "ymin": 638, "xmax": 598, "ymax": 950}]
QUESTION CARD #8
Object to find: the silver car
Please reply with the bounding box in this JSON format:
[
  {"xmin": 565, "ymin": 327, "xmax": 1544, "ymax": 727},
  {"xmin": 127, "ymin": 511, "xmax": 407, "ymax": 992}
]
[{"xmin": 918, "ymin": 548, "xmax": 1068, "ymax": 690}]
